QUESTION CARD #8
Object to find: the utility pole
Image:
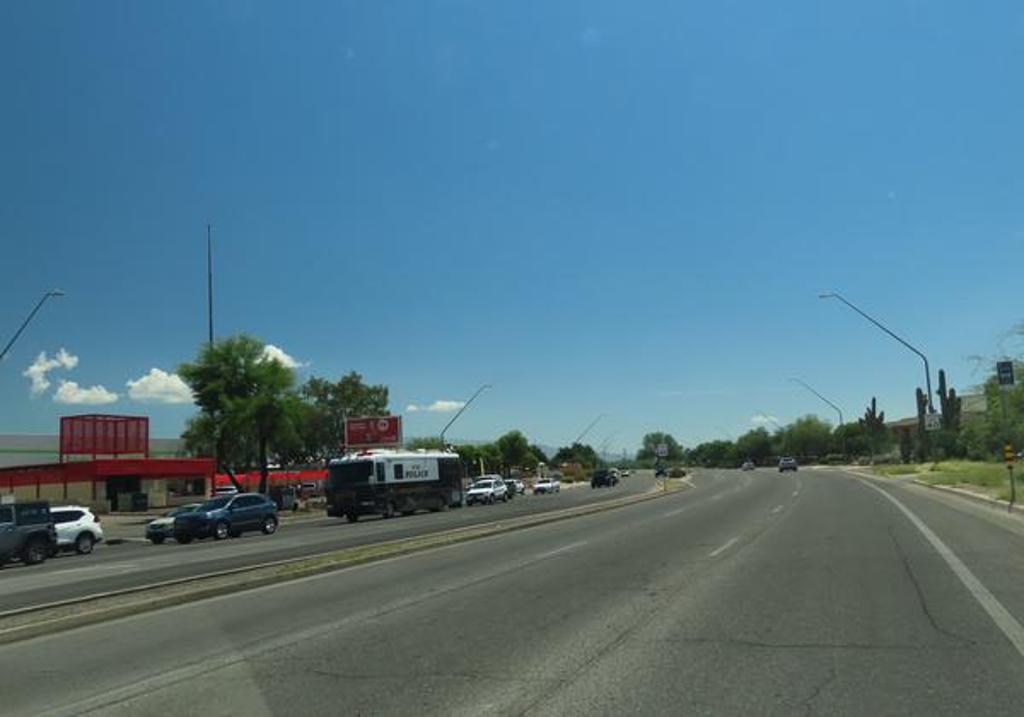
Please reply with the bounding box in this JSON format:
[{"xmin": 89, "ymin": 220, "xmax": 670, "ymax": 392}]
[{"xmin": 207, "ymin": 224, "xmax": 214, "ymax": 347}]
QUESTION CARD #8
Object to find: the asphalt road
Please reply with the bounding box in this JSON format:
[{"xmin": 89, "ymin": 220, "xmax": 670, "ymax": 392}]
[
  {"xmin": 0, "ymin": 473, "xmax": 654, "ymax": 613},
  {"xmin": 8, "ymin": 467, "xmax": 1024, "ymax": 716}
]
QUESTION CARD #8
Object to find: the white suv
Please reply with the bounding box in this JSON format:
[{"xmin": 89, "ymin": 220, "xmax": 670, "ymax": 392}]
[
  {"xmin": 50, "ymin": 505, "xmax": 104, "ymax": 555},
  {"xmin": 465, "ymin": 478, "xmax": 509, "ymax": 505}
]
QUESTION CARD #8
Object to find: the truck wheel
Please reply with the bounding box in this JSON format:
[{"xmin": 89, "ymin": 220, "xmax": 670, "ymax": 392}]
[
  {"xmin": 382, "ymin": 502, "xmax": 396, "ymax": 519},
  {"xmin": 75, "ymin": 533, "xmax": 95, "ymax": 555},
  {"xmin": 213, "ymin": 521, "xmax": 229, "ymax": 540},
  {"xmin": 22, "ymin": 538, "xmax": 49, "ymax": 565}
]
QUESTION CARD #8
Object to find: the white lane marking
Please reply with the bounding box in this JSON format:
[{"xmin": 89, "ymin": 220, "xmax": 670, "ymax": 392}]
[
  {"xmin": 771, "ymin": 504, "xmax": 783, "ymax": 514},
  {"xmin": 862, "ymin": 480, "xmax": 1024, "ymax": 659},
  {"xmin": 709, "ymin": 536, "xmax": 739, "ymax": 558},
  {"xmin": 792, "ymin": 490, "xmax": 800, "ymax": 498},
  {"xmin": 535, "ymin": 541, "xmax": 587, "ymax": 560},
  {"xmin": 711, "ymin": 494, "xmax": 723, "ymax": 501},
  {"xmin": 661, "ymin": 506, "xmax": 689, "ymax": 518}
]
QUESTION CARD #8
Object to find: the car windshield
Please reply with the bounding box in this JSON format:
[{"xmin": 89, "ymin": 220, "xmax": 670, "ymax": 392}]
[
  {"xmin": 473, "ymin": 481, "xmax": 493, "ymax": 489},
  {"xmin": 167, "ymin": 505, "xmax": 200, "ymax": 517}
]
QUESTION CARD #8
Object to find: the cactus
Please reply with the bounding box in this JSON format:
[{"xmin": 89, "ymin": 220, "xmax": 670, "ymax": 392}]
[
  {"xmin": 936, "ymin": 369, "xmax": 962, "ymax": 430},
  {"xmin": 859, "ymin": 397, "xmax": 886, "ymax": 463}
]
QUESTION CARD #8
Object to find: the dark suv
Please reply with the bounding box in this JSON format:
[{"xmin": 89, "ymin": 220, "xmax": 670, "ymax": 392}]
[
  {"xmin": 173, "ymin": 493, "xmax": 278, "ymax": 543},
  {"xmin": 0, "ymin": 501, "xmax": 58, "ymax": 566},
  {"xmin": 591, "ymin": 470, "xmax": 619, "ymax": 488}
]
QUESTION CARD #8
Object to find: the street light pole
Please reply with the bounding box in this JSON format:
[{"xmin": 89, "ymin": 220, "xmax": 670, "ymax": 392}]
[
  {"xmin": 819, "ymin": 292, "xmax": 934, "ymax": 412},
  {"xmin": 0, "ymin": 289, "xmax": 65, "ymax": 364},
  {"xmin": 790, "ymin": 378, "xmax": 846, "ymax": 459},
  {"xmin": 573, "ymin": 413, "xmax": 605, "ymax": 445},
  {"xmin": 439, "ymin": 384, "xmax": 492, "ymax": 446}
]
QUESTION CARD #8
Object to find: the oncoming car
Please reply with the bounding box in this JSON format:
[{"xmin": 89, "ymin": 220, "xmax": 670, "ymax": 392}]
[
  {"xmin": 778, "ymin": 457, "xmax": 799, "ymax": 472},
  {"xmin": 465, "ymin": 478, "xmax": 509, "ymax": 505}
]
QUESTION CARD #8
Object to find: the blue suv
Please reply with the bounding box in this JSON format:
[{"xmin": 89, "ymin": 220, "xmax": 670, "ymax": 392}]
[{"xmin": 173, "ymin": 493, "xmax": 278, "ymax": 543}]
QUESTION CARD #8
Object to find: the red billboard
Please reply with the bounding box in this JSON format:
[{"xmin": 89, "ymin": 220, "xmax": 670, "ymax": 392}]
[
  {"xmin": 60, "ymin": 414, "xmax": 150, "ymax": 461},
  {"xmin": 345, "ymin": 416, "xmax": 402, "ymax": 448}
]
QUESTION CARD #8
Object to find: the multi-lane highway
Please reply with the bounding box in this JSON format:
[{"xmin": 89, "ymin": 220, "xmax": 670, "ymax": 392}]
[
  {"xmin": 7, "ymin": 467, "xmax": 1024, "ymax": 716},
  {"xmin": 0, "ymin": 473, "xmax": 655, "ymax": 613}
]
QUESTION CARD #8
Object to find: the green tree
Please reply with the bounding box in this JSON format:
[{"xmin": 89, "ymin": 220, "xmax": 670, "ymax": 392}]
[
  {"xmin": 496, "ymin": 430, "xmax": 531, "ymax": 475},
  {"xmin": 529, "ymin": 443, "xmax": 549, "ymax": 465},
  {"xmin": 636, "ymin": 432, "xmax": 685, "ymax": 464},
  {"xmin": 178, "ymin": 335, "xmax": 298, "ymax": 491},
  {"xmin": 299, "ymin": 372, "xmax": 390, "ymax": 459},
  {"xmin": 779, "ymin": 415, "xmax": 833, "ymax": 461},
  {"xmin": 552, "ymin": 442, "xmax": 599, "ymax": 467},
  {"xmin": 406, "ymin": 436, "xmax": 446, "ymax": 451},
  {"xmin": 735, "ymin": 428, "xmax": 773, "ymax": 465},
  {"xmin": 687, "ymin": 440, "xmax": 738, "ymax": 468}
]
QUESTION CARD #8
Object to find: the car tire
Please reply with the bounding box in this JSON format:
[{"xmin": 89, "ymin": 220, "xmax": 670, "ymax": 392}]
[
  {"xmin": 213, "ymin": 521, "xmax": 229, "ymax": 541},
  {"xmin": 149, "ymin": 536, "xmax": 166, "ymax": 545},
  {"xmin": 261, "ymin": 516, "xmax": 278, "ymax": 535},
  {"xmin": 22, "ymin": 538, "xmax": 49, "ymax": 565},
  {"xmin": 75, "ymin": 533, "xmax": 95, "ymax": 555}
]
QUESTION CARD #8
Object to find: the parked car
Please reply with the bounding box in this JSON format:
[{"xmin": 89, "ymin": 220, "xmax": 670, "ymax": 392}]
[
  {"xmin": 591, "ymin": 469, "xmax": 619, "ymax": 488},
  {"xmin": 145, "ymin": 503, "xmax": 203, "ymax": 544},
  {"xmin": 741, "ymin": 460, "xmax": 756, "ymax": 471},
  {"xmin": 50, "ymin": 505, "xmax": 104, "ymax": 554},
  {"xmin": 0, "ymin": 501, "xmax": 58, "ymax": 566},
  {"xmin": 213, "ymin": 485, "xmax": 240, "ymax": 496},
  {"xmin": 778, "ymin": 457, "xmax": 799, "ymax": 472},
  {"xmin": 619, "ymin": 468, "xmax": 631, "ymax": 477},
  {"xmin": 504, "ymin": 477, "xmax": 526, "ymax": 495},
  {"xmin": 173, "ymin": 493, "xmax": 279, "ymax": 543},
  {"xmin": 533, "ymin": 476, "xmax": 561, "ymax": 494},
  {"xmin": 465, "ymin": 478, "xmax": 508, "ymax": 505}
]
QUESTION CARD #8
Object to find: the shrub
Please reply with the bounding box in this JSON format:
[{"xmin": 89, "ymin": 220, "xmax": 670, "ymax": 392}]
[{"xmin": 669, "ymin": 467, "xmax": 686, "ymax": 478}]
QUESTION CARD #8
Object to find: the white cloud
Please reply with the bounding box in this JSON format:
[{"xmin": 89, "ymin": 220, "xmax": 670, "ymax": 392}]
[
  {"xmin": 750, "ymin": 413, "xmax": 780, "ymax": 428},
  {"xmin": 406, "ymin": 400, "xmax": 465, "ymax": 413},
  {"xmin": 260, "ymin": 344, "xmax": 304, "ymax": 369},
  {"xmin": 126, "ymin": 368, "xmax": 194, "ymax": 404},
  {"xmin": 53, "ymin": 380, "xmax": 118, "ymax": 405},
  {"xmin": 23, "ymin": 348, "xmax": 78, "ymax": 395}
]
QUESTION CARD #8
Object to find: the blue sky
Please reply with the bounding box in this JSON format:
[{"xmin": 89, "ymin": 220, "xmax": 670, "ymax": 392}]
[{"xmin": 2, "ymin": 1, "xmax": 1023, "ymax": 453}]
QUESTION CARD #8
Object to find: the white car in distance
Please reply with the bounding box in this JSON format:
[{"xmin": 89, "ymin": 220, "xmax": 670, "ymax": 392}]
[
  {"xmin": 50, "ymin": 505, "xmax": 104, "ymax": 555},
  {"xmin": 533, "ymin": 476, "xmax": 561, "ymax": 494}
]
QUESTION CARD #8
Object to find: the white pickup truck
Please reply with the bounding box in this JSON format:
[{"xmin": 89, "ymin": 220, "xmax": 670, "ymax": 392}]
[{"xmin": 532, "ymin": 475, "xmax": 561, "ymax": 494}]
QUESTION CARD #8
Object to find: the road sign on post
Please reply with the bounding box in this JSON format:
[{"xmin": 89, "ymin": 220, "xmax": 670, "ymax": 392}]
[
  {"xmin": 1006, "ymin": 443, "xmax": 1017, "ymax": 511},
  {"xmin": 997, "ymin": 361, "xmax": 1015, "ymax": 390},
  {"xmin": 924, "ymin": 413, "xmax": 942, "ymax": 432},
  {"xmin": 655, "ymin": 443, "xmax": 669, "ymax": 458}
]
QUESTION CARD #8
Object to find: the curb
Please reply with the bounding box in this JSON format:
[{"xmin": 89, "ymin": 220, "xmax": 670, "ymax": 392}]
[
  {"xmin": 0, "ymin": 481, "xmax": 688, "ymax": 645},
  {"xmin": 910, "ymin": 479, "xmax": 1024, "ymax": 516}
]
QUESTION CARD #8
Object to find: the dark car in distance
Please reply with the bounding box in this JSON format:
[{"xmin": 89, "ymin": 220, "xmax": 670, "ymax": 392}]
[
  {"xmin": 591, "ymin": 469, "xmax": 620, "ymax": 488},
  {"xmin": 0, "ymin": 501, "xmax": 58, "ymax": 566},
  {"xmin": 778, "ymin": 457, "xmax": 799, "ymax": 472},
  {"xmin": 173, "ymin": 493, "xmax": 278, "ymax": 543}
]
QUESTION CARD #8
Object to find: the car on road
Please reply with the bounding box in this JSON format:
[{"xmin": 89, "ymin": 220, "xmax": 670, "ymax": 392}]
[
  {"xmin": 619, "ymin": 468, "xmax": 631, "ymax": 477},
  {"xmin": 591, "ymin": 469, "xmax": 619, "ymax": 488},
  {"xmin": 533, "ymin": 475, "xmax": 561, "ymax": 494},
  {"xmin": 145, "ymin": 503, "xmax": 203, "ymax": 544},
  {"xmin": 0, "ymin": 501, "xmax": 58, "ymax": 567},
  {"xmin": 778, "ymin": 456, "xmax": 799, "ymax": 472},
  {"xmin": 50, "ymin": 505, "xmax": 104, "ymax": 555},
  {"xmin": 741, "ymin": 460, "xmax": 756, "ymax": 471},
  {"xmin": 173, "ymin": 493, "xmax": 279, "ymax": 543},
  {"xmin": 465, "ymin": 478, "xmax": 509, "ymax": 505}
]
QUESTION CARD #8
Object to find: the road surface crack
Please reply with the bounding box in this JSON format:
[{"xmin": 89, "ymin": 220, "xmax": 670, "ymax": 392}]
[
  {"xmin": 888, "ymin": 526, "xmax": 976, "ymax": 646},
  {"xmin": 797, "ymin": 663, "xmax": 836, "ymax": 716}
]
